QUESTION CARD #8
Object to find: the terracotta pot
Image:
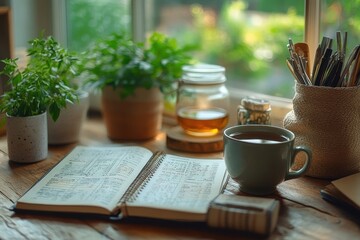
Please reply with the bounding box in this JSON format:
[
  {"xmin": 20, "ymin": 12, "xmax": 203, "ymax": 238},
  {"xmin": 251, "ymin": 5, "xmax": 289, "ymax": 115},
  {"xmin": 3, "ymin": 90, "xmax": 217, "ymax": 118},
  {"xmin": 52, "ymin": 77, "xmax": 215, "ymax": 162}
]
[
  {"xmin": 47, "ymin": 91, "xmax": 89, "ymax": 145},
  {"xmin": 101, "ymin": 87, "xmax": 163, "ymax": 140},
  {"xmin": 7, "ymin": 112, "xmax": 48, "ymax": 163}
]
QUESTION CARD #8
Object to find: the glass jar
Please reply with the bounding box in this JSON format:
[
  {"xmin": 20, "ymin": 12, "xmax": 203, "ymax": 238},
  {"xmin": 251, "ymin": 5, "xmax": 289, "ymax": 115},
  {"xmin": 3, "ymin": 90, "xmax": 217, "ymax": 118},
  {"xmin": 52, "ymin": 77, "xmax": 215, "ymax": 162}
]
[
  {"xmin": 237, "ymin": 97, "xmax": 271, "ymax": 125},
  {"xmin": 176, "ymin": 64, "xmax": 230, "ymax": 137}
]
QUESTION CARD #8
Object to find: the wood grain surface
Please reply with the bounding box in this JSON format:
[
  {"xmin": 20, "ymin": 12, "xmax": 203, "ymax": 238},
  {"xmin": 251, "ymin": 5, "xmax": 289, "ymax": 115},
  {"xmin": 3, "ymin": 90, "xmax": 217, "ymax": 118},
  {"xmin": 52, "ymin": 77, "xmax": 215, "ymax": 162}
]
[{"xmin": 0, "ymin": 115, "xmax": 359, "ymax": 240}]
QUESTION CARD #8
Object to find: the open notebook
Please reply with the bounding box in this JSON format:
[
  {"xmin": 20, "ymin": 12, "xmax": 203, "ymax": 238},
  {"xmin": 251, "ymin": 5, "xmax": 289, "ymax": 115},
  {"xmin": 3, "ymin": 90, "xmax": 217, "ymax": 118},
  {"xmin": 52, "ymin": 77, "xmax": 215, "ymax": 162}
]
[
  {"xmin": 14, "ymin": 145, "xmax": 228, "ymax": 221},
  {"xmin": 14, "ymin": 145, "xmax": 281, "ymax": 235}
]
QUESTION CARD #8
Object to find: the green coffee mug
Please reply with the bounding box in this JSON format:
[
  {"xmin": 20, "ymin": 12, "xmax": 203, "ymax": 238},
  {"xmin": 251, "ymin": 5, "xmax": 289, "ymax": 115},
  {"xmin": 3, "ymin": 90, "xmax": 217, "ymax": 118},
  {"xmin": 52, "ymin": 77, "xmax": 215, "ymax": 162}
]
[{"xmin": 223, "ymin": 125, "xmax": 312, "ymax": 195}]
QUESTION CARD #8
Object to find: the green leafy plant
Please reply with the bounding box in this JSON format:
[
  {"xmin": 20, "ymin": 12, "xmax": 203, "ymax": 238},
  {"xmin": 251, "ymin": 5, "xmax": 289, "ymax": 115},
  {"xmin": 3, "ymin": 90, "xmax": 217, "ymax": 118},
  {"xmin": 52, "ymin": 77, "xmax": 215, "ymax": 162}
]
[
  {"xmin": 80, "ymin": 32, "xmax": 195, "ymax": 98},
  {"xmin": 0, "ymin": 36, "xmax": 78, "ymax": 121}
]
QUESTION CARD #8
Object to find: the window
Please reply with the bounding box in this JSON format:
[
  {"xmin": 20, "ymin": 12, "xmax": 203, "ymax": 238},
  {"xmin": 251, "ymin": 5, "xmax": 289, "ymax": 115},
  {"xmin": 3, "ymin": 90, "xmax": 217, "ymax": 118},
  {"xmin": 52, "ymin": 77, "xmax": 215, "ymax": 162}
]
[
  {"xmin": 320, "ymin": 0, "xmax": 360, "ymax": 53},
  {"xmin": 6, "ymin": 0, "xmax": 131, "ymax": 56},
  {"xmin": 4, "ymin": 0, "xmax": 360, "ymax": 124},
  {"xmin": 140, "ymin": 0, "xmax": 305, "ymax": 99},
  {"xmin": 66, "ymin": 0, "xmax": 131, "ymax": 52}
]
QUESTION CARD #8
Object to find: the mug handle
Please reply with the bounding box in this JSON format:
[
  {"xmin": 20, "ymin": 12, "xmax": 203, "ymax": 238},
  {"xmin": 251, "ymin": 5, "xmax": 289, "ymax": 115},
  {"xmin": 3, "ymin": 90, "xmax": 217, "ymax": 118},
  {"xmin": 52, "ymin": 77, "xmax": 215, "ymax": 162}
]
[{"xmin": 285, "ymin": 146, "xmax": 312, "ymax": 180}]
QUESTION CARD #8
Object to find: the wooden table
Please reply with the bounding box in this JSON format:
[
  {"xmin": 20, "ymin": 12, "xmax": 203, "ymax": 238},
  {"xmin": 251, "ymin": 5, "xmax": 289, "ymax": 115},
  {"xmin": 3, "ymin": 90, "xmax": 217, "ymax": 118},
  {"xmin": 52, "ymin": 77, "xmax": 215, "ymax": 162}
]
[{"xmin": 0, "ymin": 115, "xmax": 359, "ymax": 239}]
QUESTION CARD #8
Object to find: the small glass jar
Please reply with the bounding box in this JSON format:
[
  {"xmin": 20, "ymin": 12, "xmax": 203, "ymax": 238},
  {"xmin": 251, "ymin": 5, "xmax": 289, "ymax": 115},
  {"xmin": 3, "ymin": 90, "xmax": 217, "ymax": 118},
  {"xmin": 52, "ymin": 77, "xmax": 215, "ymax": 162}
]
[
  {"xmin": 237, "ymin": 97, "xmax": 271, "ymax": 125},
  {"xmin": 176, "ymin": 64, "xmax": 230, "ymax": 137}
]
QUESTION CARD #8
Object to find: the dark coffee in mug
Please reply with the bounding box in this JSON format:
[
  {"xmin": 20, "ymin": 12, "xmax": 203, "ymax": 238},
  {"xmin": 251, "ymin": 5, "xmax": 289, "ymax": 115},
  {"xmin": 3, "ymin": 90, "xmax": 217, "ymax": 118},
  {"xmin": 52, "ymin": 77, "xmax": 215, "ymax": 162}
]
[
  {"xmin": 229, "ymin": 131, "xmax": 289, "ymax": 144},
  {"xmin": 223, "ymin": 125, "xmax": 312, "ymax": 195}
]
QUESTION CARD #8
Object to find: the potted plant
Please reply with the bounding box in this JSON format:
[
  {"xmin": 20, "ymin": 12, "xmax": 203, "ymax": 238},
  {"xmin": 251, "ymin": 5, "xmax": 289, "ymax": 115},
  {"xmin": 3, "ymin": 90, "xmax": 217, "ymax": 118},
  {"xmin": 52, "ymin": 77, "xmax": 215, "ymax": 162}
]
[
  {"xmin": 47, "ymin": 83, "xmax": 89, "ymax": 145},
  {"xmin": 26, "ymin": 37, "xmax": 90, "ymax": 145},
  {"xmin": 81, "ymin": 32, "xmax": 193, "ymax": 140},
  {"xmin": 0, "ymin": 36, "xmax": 78, "ymax": 163}
]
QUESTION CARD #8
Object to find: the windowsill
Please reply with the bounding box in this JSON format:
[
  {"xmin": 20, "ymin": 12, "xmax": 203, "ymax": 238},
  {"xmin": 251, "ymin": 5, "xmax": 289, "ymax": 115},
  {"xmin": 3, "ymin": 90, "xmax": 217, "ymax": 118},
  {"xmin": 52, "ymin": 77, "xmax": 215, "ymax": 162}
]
[
  {"xmin": 227, "ymin": 87, "xmax": 293, "ymax": 127},
  {"xmin": 162, "ymin": 87, "xmax": 293, "ymax": 128}
]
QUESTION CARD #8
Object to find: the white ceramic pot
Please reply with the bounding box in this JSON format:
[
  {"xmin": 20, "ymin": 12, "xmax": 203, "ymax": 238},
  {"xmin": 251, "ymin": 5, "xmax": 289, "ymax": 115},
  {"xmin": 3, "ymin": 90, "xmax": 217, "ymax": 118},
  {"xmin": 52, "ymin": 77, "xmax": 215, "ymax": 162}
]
[
  {"xmin": 7, "ymin": 112, "xmax": 48, "ymax": 163},
  {"xmin": 47, "ymin": 91, "xmax": 90, "ymax": 145}
]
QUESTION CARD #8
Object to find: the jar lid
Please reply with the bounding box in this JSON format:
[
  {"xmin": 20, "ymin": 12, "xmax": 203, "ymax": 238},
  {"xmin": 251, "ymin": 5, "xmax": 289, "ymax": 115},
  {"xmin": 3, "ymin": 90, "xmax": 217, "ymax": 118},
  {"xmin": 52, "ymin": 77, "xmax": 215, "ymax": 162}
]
[
  {"xmin": 241, "ymin": 97, "xmax": 271, "ymax": 111},
  {"xmin": 182, "ymin": 64, "xmax": 226, "ymax": 84}
]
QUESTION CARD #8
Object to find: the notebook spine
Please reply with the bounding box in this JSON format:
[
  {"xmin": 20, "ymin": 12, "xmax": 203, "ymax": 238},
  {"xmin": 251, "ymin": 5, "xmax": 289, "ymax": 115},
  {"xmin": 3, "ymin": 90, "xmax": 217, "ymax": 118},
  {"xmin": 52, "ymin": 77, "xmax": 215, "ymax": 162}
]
[{"xmin": 119, "ymin": 151, "xmax": 166, "ymax": 204}]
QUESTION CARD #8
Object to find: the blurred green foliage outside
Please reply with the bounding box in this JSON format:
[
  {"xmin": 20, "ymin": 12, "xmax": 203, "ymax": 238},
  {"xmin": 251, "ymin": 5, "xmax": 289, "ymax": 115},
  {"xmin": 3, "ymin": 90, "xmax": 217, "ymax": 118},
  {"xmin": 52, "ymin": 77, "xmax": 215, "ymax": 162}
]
[{"xmin": 66, "ymin": 0, "xmax": 360, "ymax": 99}]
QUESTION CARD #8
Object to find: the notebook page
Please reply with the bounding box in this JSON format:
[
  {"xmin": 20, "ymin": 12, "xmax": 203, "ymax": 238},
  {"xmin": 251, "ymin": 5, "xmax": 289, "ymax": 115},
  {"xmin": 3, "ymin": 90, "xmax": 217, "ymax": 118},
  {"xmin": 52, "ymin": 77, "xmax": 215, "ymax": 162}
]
[
  {"xmin": 18, "ymin": 146, "xmax": 153, "ymax": 211},
  {"xmin": 331, "ymin": 172, "xmax": 360, "ymax": 207},
  {"xmin": 129, "ymin": 154, "xmax": 227, "ymax": 214}
]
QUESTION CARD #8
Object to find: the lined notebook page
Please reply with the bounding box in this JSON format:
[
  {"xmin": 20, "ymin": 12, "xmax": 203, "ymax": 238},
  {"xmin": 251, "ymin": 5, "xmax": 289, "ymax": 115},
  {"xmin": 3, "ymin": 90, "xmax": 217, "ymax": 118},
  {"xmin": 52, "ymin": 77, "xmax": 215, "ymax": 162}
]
[
  {"xmin": 17, "ymin": 146, "xmax": 152, "ymax": 212},
  {"xmin": 128, "ymin": 154, "xmax": 227, "ymax": 214}
]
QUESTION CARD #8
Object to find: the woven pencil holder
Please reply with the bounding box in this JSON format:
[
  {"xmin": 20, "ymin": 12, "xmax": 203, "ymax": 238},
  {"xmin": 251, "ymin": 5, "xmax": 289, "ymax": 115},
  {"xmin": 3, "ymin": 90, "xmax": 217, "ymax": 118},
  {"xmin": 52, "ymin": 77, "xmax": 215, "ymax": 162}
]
[{"xmin": 283, "ymin": 82, "xmax": 360, "ymax": 179}]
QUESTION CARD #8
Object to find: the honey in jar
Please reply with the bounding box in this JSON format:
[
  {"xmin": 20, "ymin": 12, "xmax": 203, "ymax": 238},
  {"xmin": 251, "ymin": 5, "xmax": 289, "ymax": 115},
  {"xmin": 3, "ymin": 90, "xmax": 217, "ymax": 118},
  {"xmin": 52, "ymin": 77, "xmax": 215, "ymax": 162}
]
[{"xmin": 176, "ymin": 64, "xmax": 230, "ymax": 137}]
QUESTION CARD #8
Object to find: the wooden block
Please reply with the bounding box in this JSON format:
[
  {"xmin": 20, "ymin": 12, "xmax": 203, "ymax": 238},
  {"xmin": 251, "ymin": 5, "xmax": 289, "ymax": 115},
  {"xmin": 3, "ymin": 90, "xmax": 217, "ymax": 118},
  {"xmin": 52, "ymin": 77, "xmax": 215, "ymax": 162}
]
[{"xmin": 166, "ymin": 126, "xmax": 223, "ymax": 153}]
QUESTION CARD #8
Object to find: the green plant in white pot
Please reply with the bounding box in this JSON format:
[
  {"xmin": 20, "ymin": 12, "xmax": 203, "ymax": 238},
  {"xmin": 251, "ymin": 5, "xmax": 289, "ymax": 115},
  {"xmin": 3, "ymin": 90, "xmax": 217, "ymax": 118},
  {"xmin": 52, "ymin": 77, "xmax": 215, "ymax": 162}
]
[
  {"xmin": 81, "ymin": 32, "xmax": 193, "ymax": 140},
  {"xmin": 0, "ymin": 36, "xmax": 77, "ymax": 163},
  {"xmin": 26, "ymin": 37, "xmax": 90, "ymax": 145}
]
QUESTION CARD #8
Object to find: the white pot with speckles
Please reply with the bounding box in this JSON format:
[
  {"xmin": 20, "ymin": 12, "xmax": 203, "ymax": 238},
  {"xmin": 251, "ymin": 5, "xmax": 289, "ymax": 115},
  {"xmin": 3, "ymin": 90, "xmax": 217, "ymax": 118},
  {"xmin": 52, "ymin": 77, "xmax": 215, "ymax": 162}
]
[{"xmin": 6, "ymin": 112, "xmax": 48, "ymax": 163}]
